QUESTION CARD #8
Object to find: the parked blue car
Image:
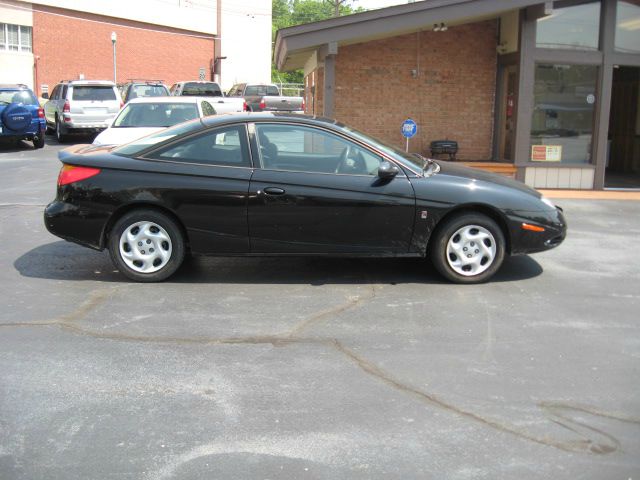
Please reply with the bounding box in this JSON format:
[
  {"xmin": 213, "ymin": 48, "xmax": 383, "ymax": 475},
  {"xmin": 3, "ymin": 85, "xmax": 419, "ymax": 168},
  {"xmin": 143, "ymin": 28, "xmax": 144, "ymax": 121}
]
[{"xmin": 0, "ymin": 84, "xmax": 46, "ymax": 149}]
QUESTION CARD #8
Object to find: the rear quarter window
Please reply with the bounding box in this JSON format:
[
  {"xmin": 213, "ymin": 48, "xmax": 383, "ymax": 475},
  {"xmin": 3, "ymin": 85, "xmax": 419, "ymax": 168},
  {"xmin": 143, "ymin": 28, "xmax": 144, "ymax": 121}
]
[{"xmin": 72, "ymin": 86, "xmax": 117, "ymax": 101}]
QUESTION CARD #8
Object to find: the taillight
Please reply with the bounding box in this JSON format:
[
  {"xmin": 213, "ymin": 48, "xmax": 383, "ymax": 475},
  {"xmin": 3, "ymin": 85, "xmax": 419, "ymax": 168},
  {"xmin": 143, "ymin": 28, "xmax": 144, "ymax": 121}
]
[
  {"xmin": 301, "ymin": 99, "xmax": 305, "ymax": 112},
  {"xmin": 58, "ymin": 165, "xmax": 101, "ymax": 186},
  {"xmin": 243, "ymin": 101, "xmax": 248, "ymax": 112},
  {"xmin": 259, "ymin": 99, "xmax": 265, "ymax": 110},
  {"xmin": 38, "ymin": 107, "xmax": 44, "ymax": 118}
]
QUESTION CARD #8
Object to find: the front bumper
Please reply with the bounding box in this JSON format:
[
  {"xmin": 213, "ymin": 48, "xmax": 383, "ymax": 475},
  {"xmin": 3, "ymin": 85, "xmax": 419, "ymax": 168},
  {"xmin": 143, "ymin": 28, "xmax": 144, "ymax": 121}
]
[{"xmin": 507, "ymin": 207, "xmax": 567, "ymax": 255}]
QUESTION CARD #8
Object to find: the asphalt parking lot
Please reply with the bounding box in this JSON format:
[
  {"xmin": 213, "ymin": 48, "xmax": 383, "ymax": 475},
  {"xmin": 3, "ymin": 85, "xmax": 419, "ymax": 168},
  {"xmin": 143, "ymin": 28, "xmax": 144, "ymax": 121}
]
[{"xmin": 0, "ymin": 136, "xmax": 639, "ymax": 479}]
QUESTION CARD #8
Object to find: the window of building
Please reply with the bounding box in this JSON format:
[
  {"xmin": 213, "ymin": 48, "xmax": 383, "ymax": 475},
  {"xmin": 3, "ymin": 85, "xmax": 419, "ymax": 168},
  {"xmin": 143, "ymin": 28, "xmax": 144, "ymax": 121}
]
[
  {"xmin": 0, "ymin": 23, "xmax": 32, "ymax": 52},
  {"xmin": 536, "ymin": 2, "xmax": 600, "ymax": 50},
  {"xmin": 615, "ymin": 1, "xmax": 640, "ymax": 53},
  {"xmin": 530, "ymin": 64, "xmax": 598, "ymax": 164}
]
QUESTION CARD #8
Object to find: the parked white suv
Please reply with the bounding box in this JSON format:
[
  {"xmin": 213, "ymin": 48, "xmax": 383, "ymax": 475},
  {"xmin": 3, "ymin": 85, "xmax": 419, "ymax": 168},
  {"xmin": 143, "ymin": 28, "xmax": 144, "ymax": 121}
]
[{"xmin": 43, "ymin": 80, "xmax": 122, "ymax": 143}]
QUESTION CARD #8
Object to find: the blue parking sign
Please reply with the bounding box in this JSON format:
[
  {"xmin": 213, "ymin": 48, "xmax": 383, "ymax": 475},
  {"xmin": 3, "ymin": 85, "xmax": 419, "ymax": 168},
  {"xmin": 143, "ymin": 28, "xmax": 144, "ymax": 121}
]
[{"xmin": 401, "ymin": 119, "xmax": 417, "ymax": 138}]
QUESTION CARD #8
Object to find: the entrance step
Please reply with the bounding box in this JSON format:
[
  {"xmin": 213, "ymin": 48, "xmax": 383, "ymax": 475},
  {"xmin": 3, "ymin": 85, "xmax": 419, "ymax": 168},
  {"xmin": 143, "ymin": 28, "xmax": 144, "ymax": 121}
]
[{"xmin": 459, "ymin": 162, "xmax": 517, "ymax": 178}]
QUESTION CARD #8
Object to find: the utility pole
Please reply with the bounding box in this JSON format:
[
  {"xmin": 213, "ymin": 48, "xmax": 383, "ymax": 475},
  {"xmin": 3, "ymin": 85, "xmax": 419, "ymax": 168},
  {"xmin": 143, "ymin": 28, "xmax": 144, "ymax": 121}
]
[{"xmin": 324, "ymin": 0, "xmax": 350, "ymax": 17}]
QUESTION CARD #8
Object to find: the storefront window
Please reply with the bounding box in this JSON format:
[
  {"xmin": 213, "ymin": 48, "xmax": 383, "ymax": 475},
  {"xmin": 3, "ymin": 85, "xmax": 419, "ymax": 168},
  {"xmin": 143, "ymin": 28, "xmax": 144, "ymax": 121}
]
[
  {"xmin": 536, "ymin": 2, "xmax": 600, "ymax": 50},
  {"xmin": 615, "ymin": 1, "xmax": 640, "ymax": 53},
  {"xmin": 530, "ymin": 64, "xmax": 598, "ymax": 164}
]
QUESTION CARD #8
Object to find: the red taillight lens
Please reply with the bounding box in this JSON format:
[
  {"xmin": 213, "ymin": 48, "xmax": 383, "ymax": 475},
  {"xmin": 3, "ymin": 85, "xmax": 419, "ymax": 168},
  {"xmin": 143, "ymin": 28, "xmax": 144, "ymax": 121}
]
[
  {"xmin": 38, "ymin": 107, "xmax": 45, "ymax": 118},
  {"xmin": 243, "ymin": 101, "xmax": 248, "ymax": 112},
  {"xmin": 58, "ymin": 165, "xmax": 101, "ymax": 186},
  {"xmin": 259, "ymin": 100, "xmax": 265, "ymax": 110},
  {"xmin": 63, "ymin": 100, "xmax": 70, "ymax": 113}
]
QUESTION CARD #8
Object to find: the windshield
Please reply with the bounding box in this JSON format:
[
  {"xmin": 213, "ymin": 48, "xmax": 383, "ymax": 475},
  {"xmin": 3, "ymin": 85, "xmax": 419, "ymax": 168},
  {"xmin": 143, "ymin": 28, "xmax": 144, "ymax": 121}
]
[
  {"xmin": 72, "ymin": 86, "xmax": 117, "ymax": 101},
  {"xmin": 113, "ymin": 119, "xmax": 203, "ymax": 156},
  {"xmin": 0, "ymin": 89, "xmax": 38, "ymax": 106},
  {"xmin": 182, "ymin": 82, "xmax": 222, "ymax": 97},
  {"xmin": 342, "ymin": 125, "xmax": 426, "ymax": 171},
  {"xmin": 113, "ymin": 103, "xmax": 198, "ymax": 128}
]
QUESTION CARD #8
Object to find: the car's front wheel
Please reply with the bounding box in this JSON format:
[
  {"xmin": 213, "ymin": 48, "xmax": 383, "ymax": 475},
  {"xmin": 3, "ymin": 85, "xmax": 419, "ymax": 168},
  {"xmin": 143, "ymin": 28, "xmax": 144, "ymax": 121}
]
[
  {"xmin": 108, "ymin": 210, "xmax": 185, "ymax": 282},
  {"xmin": 430, "ymin": 213, "xmax": 505, "ymax": 284}
]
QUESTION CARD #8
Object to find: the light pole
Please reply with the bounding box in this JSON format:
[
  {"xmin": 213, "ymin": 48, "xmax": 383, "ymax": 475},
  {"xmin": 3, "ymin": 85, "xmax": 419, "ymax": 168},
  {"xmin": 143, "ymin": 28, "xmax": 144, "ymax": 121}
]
[{"xmin": 111, "ymin": 32, "xmax": 117, "ymax": 83}]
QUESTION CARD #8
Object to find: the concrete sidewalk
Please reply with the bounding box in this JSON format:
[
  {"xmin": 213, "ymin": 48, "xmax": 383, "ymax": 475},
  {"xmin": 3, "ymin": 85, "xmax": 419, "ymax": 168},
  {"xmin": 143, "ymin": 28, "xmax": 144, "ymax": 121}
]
[{"xmin": 539, "ymin": 189, "xmax": 640, "ymax": 200}]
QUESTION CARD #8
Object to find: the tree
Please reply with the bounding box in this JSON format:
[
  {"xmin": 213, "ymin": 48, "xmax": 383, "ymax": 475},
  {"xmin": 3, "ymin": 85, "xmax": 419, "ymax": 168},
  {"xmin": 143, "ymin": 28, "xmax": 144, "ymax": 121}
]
[{"xmin": 272, "ymin": 0, "xmax": 360, "ymax": 83}]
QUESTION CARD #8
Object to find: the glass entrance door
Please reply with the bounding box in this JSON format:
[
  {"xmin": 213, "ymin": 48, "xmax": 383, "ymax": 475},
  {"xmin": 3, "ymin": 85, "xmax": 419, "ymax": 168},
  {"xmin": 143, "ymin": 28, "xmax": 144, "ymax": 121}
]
[{"xmin": 605, "ymin": 66, "xmax": 640, "ymax": 189}]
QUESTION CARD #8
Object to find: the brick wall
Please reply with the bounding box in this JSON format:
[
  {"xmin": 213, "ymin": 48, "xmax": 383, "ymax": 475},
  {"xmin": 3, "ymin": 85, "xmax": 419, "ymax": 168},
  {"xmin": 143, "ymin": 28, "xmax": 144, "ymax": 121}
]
[
  {"xmin": 33, "ymin": 5, "xmax": 215, "ymax": 96},
  {"xmin": 325, "ymin": 21, "xmax": 498, "ymax": 160}
]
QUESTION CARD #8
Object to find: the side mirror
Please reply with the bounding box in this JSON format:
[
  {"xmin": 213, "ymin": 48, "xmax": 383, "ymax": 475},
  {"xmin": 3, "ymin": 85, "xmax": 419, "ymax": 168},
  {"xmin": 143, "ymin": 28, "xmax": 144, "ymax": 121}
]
[
  {"xmin": 377, "ymin": 161, "xmax": 400, "ymax": 179},
  {"xmin": 41, "ymin": 93, "xmax": 49, "ymax": 99}
]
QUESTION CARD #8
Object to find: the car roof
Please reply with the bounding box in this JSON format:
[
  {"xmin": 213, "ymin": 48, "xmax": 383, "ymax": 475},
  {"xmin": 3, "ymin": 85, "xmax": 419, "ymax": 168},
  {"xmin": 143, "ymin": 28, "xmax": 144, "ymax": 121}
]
[
  {"xmin": 200, "ymin": 112, "xmax": 343, "ymax": 129},
  {"xmin": 62, "ymin": 80, "xmax": 116, "ymax": 86},
  {"xmin": 0, "ymin": 84, "xmax": 31, "ymax": 90},
  {"xmin": 127, "ymin": 96, "xmax": 205, "ymax": 104}
]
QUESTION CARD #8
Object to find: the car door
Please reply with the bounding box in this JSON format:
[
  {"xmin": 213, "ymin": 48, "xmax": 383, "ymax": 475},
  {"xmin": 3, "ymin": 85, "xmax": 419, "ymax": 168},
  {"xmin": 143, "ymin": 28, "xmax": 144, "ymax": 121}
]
[
  {"xmin": 248, "ymin": 122, "xmax": 416, "ymax": 254},
  {"xmin": 142, "ymin": 123, "xmax": 253, "ymax": 254},
  {"xmin": 44, "ymin": 84, "xmax": 60, "ymax": 124}
]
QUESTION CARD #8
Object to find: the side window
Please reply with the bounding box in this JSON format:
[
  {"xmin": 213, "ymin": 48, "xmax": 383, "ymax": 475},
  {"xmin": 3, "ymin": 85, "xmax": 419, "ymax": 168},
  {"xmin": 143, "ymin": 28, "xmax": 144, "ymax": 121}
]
[
  {"xmin": 62, "ymin": 85, "xmax": 68, "ymax": 100},
  {"xmin": 148, "ymin": 125, "xmax": 250, "ymax": 168},
  {"xmin": 255, "ymin": 123, "xmax": 384, "ymax": 176},
  {"xmin": 201, "ymin": 101, "xmax": 216, "ymax": 116},
  {"xmin": 50, "ymin": 85, "xmax": 60, "ymax": 99}
]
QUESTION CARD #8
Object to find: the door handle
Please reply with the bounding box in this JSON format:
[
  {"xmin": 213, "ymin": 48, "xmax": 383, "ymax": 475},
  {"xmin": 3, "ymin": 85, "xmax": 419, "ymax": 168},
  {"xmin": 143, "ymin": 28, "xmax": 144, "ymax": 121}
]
[{"xmin": 263, "ymin": 187, "xmax": 285, "ymax": 195}]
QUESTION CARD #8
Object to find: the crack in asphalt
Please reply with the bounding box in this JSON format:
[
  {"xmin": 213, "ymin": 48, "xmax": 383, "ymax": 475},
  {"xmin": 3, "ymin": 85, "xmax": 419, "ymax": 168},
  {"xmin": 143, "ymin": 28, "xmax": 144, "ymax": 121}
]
[{"xmin": 1, "ymin": 284, "xmax": 638, "ymax": 456}]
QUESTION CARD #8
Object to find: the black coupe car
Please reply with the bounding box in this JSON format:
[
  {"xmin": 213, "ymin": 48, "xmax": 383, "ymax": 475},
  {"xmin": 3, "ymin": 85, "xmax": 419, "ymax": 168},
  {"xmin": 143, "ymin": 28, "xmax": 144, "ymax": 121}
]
[{"xmin": 44, "ymin": 113, "xmax": 566, "ymax": 283}]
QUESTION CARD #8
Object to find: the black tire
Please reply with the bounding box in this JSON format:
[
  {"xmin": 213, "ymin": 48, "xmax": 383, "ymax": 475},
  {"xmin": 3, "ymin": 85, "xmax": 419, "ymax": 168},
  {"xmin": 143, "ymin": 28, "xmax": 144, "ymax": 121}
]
[
  {"xmin": 430, "ymin": 213, "xmax": 506, "ymax": 284},
  {"xmin": 33, "ymin": 134, "xmax": 45, "ymax": 149},
  {"xmin": 108, "ymin": 209, "xmax": 185, "ymax": 282},
  {"xmin": 55, "ymin": 117, "xmax": 66, "ymax": 143}
]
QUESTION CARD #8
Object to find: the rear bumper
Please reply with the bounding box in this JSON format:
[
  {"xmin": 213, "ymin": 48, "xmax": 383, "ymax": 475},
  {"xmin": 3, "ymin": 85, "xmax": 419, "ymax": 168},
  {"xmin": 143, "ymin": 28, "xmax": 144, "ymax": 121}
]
[{"xmin": 44, "ymin": 200, "xmax": 107, "ymax": 250}]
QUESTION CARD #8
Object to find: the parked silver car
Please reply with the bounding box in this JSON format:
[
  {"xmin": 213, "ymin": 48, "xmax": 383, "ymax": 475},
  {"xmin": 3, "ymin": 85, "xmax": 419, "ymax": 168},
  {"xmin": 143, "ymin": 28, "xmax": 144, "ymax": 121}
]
[{"xmin": 43, "ymin": 80, "xmax": 122, "ymax": 143}]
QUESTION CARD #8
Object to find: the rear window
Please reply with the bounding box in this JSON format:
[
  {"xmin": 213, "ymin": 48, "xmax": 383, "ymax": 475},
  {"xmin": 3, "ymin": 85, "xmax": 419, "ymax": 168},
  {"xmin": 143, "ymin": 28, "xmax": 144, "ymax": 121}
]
[
  {"xmin": 0, "ymin": 89, "xmax": 38, "ymax": 105},
  {"xmin": 245, "ymin": 85, "xmax": 279, "ymax": 96},
  {"xmin": 129, "ymin": 84, "xmax": 168, "ymax": 99},
  {"xmin": 72, "ymin": 86, "xmax": 117, "ymax": 101},
  {"xmin": 182, "ymin": 82, "xmax": 222, "ymax": 97},
  {"xmin": 113, "ymin": 119, "xmax": 203, "ymax": 156}
]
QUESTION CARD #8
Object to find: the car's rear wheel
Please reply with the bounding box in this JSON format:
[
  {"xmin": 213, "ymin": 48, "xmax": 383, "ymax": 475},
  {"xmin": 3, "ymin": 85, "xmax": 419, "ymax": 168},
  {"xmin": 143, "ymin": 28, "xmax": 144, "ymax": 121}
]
[
  {"xmin": 108, "ymin": 210, "xmax": 185, "ymax": 282},
  {"xmin": 33, "ymin": 134, "xmax": 45, "ymax": 149},
  {"xmin": 430, "ymin": 213, "xmax": 505, "ymax": 284},
  {"xmin": 55, "ymin": 117, "xmax": 67, "ymax": 143}
]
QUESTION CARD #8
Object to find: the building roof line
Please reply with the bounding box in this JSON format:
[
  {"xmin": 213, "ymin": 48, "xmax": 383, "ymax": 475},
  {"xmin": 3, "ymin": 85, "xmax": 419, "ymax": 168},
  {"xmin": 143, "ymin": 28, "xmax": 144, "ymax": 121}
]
[{"xmin": 275, "ymin": 0, "xmax": 540, "ymax": 70}]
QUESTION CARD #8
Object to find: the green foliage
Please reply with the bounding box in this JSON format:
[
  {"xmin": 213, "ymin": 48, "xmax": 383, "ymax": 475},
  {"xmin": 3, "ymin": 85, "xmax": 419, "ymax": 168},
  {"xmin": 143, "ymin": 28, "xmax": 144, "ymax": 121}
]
[{"xmin": 271, "ymin": 0, "xmax": 361, "ymax": 81}]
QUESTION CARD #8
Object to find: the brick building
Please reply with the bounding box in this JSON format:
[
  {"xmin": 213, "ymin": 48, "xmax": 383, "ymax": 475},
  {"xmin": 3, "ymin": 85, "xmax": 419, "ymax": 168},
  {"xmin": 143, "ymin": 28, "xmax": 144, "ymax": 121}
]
[
  {"xmin": 0, "ymin": 0, "xmax": 271, "ymax": 94},
  {"xmin": 275, "ymin": 0, "xmax": 640, "ymax": 190}
]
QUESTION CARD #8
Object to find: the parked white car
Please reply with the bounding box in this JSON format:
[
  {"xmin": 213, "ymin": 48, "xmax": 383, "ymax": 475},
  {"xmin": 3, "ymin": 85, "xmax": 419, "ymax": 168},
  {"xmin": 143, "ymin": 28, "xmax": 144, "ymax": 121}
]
[{"xmin": 93, "ymin": 96, "xmax": 217, "ymax": 146}]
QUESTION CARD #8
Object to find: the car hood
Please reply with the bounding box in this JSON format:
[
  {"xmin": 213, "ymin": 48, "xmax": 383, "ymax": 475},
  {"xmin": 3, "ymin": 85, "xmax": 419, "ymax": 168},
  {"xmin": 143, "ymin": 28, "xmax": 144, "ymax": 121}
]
[
  {"xmin": 93, "ymin": 126, "xmax": 165, "ymax": 146},
  {"xmin": 433, "ymin": 160, "xmax": 540, "ymax": 198}
]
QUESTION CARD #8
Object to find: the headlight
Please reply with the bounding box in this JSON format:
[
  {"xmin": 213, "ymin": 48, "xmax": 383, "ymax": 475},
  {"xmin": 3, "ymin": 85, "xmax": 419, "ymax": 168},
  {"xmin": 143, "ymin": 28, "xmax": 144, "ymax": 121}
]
[{"xmin": 540, "ymin": 196, "xmax": 556, "ymax": 209}]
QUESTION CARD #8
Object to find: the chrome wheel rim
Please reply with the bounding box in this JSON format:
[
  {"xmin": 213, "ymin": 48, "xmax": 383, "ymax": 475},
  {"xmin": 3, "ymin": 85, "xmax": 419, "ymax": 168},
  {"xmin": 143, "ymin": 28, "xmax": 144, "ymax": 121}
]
[
  {"xmin": 119, "ymin": 221, "xmax": 172, "ymax": 274},
  {"xmin": 446, "ymin": 225, "xmax": 496, "ymax": 277}
]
